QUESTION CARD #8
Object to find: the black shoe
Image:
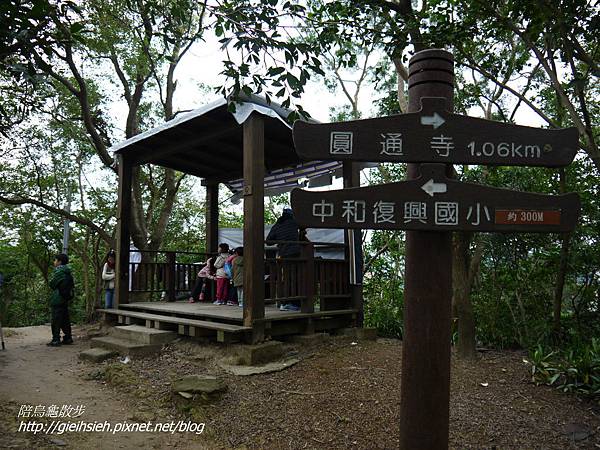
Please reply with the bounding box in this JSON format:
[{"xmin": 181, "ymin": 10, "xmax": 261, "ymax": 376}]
[
  {"xmin": 47, "ymin": 340, "xmax": 61, "ymax": 347},
  {"xmin": 62, "ymin": 338, "xmax": 74, "ymax": 345}
]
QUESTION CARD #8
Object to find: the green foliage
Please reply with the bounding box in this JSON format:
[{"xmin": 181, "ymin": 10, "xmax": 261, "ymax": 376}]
[
  {"xmin": 212, "ymin": 0, "xmax": 322, "ymax": 119},
  {"xmin": 364, "ymin": 279, "xmax": 404, "ymax": 339},
  {"xmin": 363, "ymin": 229, "xmax": 405, "ymax": 338},
  {"xmin": 0, "ymin": 238, "xmax": 45, "ymax": 326},
  {"xmin": 527, "ymin": 339, "xmax": 600, "ymax": 401},
  {"xmin": 0, "ymin": 0, "xmax": 83, "ymax": 133}
]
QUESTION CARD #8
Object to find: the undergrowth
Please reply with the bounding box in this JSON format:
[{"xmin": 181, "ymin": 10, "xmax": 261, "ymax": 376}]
[{"xmin": 526, "ymin": 338, "xmax": 600, "ymax": 402}]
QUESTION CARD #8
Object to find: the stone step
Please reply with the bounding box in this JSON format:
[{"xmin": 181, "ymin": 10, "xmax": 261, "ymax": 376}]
[
  {"xmin": 79, "ymin": 348, "xmax": 117, "ymax": 363},
  {"xmin": 90, "ymin": 335, "xmax": 162, "ymax": 357},
  {"xmin": 110, "ymin": 325, "xmax": 176, "ymax": 345}
]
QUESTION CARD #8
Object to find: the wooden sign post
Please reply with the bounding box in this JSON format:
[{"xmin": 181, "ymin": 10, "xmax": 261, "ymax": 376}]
[
  {"xmin": 293, "ymin": 96, "xmax": 578, "ymax": 167},
  {"xmin": 291, "ymin": 163, "xmax": 580, "ymax": 233},
  {"xmin": 290, "ymin": 49, "xmax": 580, "ymax": 449}
]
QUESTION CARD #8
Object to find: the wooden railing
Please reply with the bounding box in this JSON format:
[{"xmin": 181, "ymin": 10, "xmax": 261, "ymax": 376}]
[
  {"xmin": 129, "ymin": 250, "xmax": 211, "ymax": 301},
  {"xmin": 265, "ymin": 241, "xmax": 351, "ymax": 311},
  {"xmin": 127, "ymin": 242, "xmax": 352, "ymax": 309}
]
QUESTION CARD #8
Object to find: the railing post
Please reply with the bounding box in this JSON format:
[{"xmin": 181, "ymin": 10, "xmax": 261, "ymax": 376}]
[
  {"xmin": 166, "ymin": 251, "xmax": 176, "ymax": 302},
  {"xmin": 301, "ymin": 243, "xmax": 315, "ymax": 314},
  {"xmin": 275, "ymin": 258, "xmax": 283, "ymax": 300}
]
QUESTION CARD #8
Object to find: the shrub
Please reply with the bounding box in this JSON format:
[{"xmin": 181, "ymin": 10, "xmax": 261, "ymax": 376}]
[
  {"xmin": 363, "ymin": 282, "xmax": 403, "ymax": 338},
  {"xmin": 526, "ymin": 339, "xmax": 600, "ymax": 401}
]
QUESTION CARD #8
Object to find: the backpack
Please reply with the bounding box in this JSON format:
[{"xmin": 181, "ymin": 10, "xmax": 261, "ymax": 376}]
[
  {"xmin": 224, "ymin": 261, "xmax": 233, "ymax": 279},
  {"xmin": 59, "ymin": 272, "xmax": 75, "ymax": 302}
]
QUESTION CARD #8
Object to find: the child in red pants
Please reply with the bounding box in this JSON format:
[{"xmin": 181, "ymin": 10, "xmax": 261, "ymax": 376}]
[{"xmin": 213, "ymin": 243, "xmax": 230, "ymax": 305}]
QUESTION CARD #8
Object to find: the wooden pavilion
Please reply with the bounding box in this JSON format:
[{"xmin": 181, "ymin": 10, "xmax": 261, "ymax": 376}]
[{"xmin": 101, "ymin": 95, "xmax": 363, "ymax": 344}]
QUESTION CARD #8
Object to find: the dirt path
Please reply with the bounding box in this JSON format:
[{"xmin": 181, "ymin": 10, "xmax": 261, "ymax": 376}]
[
  {"xmin": 0, "ymin": 326, "xmax": 207, "ymax": 449},
  {"xmin": 2, "ymin": 326, "xmax": 600, "ymax": 449}
]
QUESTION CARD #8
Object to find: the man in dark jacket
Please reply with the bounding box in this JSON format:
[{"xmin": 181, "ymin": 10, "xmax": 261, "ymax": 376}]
[
  {"xmin": 266, "ymin": 208, "xmax": 301, "ymax": 257},
  {"xmin": 266, "ymin": 209, "xmax": 302, "ymax": 311},
  {"xmin": 47, "ymin": 253, "xmax": 74, "ymax": 346}
]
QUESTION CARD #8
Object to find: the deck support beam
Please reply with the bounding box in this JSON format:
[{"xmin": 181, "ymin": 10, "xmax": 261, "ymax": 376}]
[
  {"xmin": 343, "ymin": 161, "xmax": 364, "ymax": 326},
  {"xmin": 242, "ymin": 114, "xmax": 266, "ymax": 343},
  {"xmin": 115, "ymin": 154, "xmax": 133, "ymax": 308},
  {"xmin": 205, "ymin": 182, "xmax": 219, "ymax": 254}
]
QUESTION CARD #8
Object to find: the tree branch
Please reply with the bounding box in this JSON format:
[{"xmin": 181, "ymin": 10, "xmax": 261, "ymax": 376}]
[
  {"xmin": 109, "ymin": 50, "xmax": 132, "ymax": 105},
  {"xmin": 461, "ymin": 60, "xmax": 559, "ymax": 128},
  {"xmin": 0, "ymin": 195, "xmax": 113, "ymax": 245}
]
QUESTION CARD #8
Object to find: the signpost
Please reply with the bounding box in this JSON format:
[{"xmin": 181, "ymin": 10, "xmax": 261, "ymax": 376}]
[
  {"xmin": 291, "ymin": 163, "xmax": 580, "ymax": 233},
  {"xmin": 293, "ymin": 96, "xmax": 578, "ymax": 167},
  {"xmin": 290, "ymin": 49, "xmax": 581, "ymax": 450}
]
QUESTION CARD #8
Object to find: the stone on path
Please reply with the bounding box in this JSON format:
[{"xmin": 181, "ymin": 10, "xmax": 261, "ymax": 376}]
[
  {"xmin": 171, "ymin": 375, "xmax": 227, "ymax": 397},
  {"xmin": 79, "ymin": 348, "xmax": 117, "ymax": 363},
  {"xmin": 220, "ymin": 357, "xmax": 301, "ymax": 376}
]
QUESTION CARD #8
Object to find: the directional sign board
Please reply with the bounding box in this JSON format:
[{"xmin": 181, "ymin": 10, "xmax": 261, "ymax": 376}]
[
  {"xmin": 291, "ymin": 164, "xmax": 580, "ymax": 233},
  {"xmin": 293, "ymin": 97, "xmax": 579, "ymax": 167}
]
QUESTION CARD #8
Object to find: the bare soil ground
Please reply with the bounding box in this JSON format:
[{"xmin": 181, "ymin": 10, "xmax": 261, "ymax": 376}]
[{"xmin": 1, "ymin": 325, "xmax": 599, "ymax": 449}]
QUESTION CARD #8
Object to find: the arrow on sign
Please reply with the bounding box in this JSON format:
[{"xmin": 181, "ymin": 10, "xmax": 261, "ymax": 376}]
[
  {"xmin": 421, "ymin": 179, "xmax": 447, "ymax": 197},
  {"xmin": 420, "ymin": 112, "xmax": 445, "ymax": 129}
]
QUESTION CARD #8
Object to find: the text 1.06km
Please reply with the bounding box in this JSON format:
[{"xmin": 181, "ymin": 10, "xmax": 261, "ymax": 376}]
[{"xmin": 467, "ymin": 141, "xmax": 545, "ymax": 159}]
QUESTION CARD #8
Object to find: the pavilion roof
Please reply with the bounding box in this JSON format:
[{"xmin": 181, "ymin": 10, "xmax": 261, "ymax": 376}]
[{"xmin": 111, "ymin": 95, "xmax": 342, "ymax": 194}]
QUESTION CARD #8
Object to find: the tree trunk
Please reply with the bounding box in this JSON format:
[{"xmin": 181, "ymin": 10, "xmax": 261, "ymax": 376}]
[
  {"xmin": 552, "ymin": 232, "xmax": 571, "ymax": 337},
  {"xmin": 552, "ymin": 168, "xmax": 571, "ymax": 338},
  {"xmin": 80, "ymin": 247, "xmax": 93, "ymax": 320},
  {"xmin": 452, "ymin": 232, "xmax": 477, "ymax": 359}
]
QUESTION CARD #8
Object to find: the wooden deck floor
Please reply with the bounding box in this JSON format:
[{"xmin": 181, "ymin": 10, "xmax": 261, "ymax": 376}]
[{"xmin": 119, "ymin": 301, "xmax": 355, "ymax": 323}]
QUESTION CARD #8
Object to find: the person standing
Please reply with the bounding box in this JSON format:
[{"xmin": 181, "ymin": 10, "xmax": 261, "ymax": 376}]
[
  {"xmin": 266, "ymin": 208, "xmax": 301, "ymax": 258},
  {"xmin": 212, "ymin": 243, "xmax": 230, "ymax": 305},
  {"xmin": 224, "ymin": 252, "xmax": 238, "ymax": 306},
  {"xmin": 48, "ymin": 253, "xmax": 74, "ymax": 346},
  {"xmin": 232, "ymin": 247, "xmax": 244, "ymax": 307},
  {"xmin": 266, "ymin": 209, "xmax": 301, "ymax": 311},
  {"xmin": 102, "ymin": 250, "xmax": 116, "ymax": 308}
]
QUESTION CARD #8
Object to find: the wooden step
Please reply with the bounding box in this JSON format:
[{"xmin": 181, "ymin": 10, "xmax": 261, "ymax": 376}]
[{"xmin": 98, "ymin": 309, "xmax": 251, "ymax": 343}]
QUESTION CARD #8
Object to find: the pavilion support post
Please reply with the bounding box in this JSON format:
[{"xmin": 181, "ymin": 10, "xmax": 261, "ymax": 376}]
[
  {"xmin": 205, "ymin": 182, "xmax": 219, "ymax": 254},
  {"xmin": 343, "ymin": 161, "xmax": 364, "ymax": 325},
  {"xmin": 242, "ymin": 113, "xmax": 265, "ymax": 343},
  {"xmin": 399, "ymin": 49, "xmax": 454, "ymax": 450},
  {"xmin": 115, "ymin": 155, "xmax": 133, "ymax": 308}
]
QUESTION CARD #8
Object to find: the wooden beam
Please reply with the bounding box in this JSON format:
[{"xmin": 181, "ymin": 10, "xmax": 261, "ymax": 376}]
[
  {"xmin": 167, "ymin": 152, "xmax": 236, "ymax": 173},
  {"xmin": 242, "ymin": 114, "xmax": 266, "ymax": 342},
  {"xmin": 218, "ymin": 135, "xmax": 298, "ymax": 168},
  {"xmin": 129, "ymin": 122, "xmax": 240, "ymax": 165},
  {"xmin": 152, "ymin": 159, "xmax": 215, "ymax": 179},
  {"xmin": 115, "ymin": 155, "xmax": 133, "ymax": 307},
  {"xmin": 343, "ymin": 161, "xmax": 364, "ymax": 327},
  {"xmin": 205, "ymin": 182, "xmax": 219, "ymax": 254}
]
